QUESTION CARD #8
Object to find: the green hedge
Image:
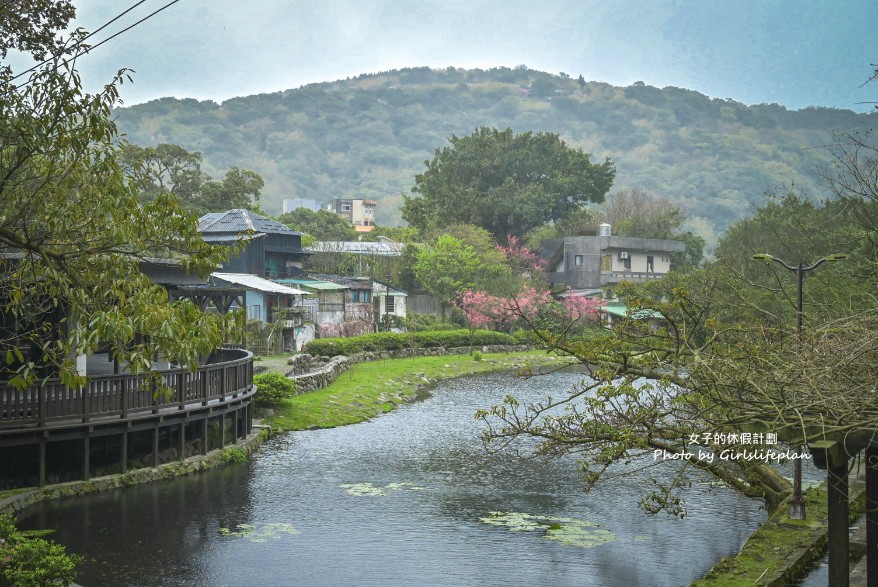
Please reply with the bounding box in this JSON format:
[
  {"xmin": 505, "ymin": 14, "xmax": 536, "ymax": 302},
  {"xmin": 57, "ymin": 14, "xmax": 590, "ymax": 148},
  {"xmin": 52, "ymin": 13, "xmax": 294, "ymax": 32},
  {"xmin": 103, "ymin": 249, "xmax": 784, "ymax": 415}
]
[
  {"xmin": 0, "ymin": 515, "xmax": 79, "ymax": 587},
  {"xmin": 253, "ymin": 373, "xmax": 298, "ymax": 407},
  {"xmin": 304, "ymin": 329, "xmax": 521, "ymax": 357}
]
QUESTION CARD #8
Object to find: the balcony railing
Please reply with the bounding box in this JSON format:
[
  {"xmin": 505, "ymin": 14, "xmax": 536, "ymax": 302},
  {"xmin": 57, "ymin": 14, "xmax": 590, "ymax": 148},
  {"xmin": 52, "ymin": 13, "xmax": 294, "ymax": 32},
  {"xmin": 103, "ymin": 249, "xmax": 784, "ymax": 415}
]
[
  {"xmin": 0, "ymin": 348, "xmax": 254, "ymax": 429},
  {"xmin": 600, "ymin": 271, "xmax": 665, "ymax": 284}
]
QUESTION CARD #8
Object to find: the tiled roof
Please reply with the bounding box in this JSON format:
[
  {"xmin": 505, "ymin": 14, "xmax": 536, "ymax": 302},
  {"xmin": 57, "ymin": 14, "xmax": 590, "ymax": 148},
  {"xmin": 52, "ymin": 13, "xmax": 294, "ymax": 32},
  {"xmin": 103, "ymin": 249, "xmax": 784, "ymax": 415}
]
[{"xmin": 198, "ymin": 209, "xmax": 303, "ymax": 236}]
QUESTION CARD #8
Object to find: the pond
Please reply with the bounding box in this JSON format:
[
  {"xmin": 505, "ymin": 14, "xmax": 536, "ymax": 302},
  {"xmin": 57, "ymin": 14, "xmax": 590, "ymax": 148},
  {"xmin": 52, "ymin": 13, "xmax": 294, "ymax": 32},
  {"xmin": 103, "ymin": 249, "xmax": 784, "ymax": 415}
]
[{"xmin": 19, "ymin": 370, "xmax": 765, "ymax": 586}]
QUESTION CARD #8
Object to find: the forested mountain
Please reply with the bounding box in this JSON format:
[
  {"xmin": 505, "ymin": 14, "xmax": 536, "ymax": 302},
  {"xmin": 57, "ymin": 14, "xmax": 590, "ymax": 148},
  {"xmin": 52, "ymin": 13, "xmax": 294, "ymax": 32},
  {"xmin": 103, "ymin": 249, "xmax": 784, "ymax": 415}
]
[{"xmin": 114, "ymin": 66, "xmax": 876, "ymax": 236}]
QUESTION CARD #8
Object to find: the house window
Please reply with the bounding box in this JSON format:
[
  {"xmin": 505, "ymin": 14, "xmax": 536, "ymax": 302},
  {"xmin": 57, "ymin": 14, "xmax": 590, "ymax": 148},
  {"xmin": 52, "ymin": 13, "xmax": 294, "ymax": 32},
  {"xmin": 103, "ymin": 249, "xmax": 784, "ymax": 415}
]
[
  {"xmin": 351, "ymin": 290, "xmax": 359, "ymax": 302},
  {"xmin": 600, "ymin": 255, "xmax": 612, "ymax": 271},
  {"xmin": 362, "ymin": 291, "xmax": 371, "ymax": 303},
  {"xmin": 647, "ymin": 255, "xmax": 654, "ymax": 273},
  {"xmin": 341, "ymin": 204, "xmax": 351, "ymax": 212},
  {"xmin": 574, "ymin": 255, "xmax": 583, "ymax": 266},
  {"xmin": 385, "ymin": 296, "xmax": 395, "ymax": 314},
  {"xmin": 623, "ymin": 257, "xmax": 631, "ymax": 270}
]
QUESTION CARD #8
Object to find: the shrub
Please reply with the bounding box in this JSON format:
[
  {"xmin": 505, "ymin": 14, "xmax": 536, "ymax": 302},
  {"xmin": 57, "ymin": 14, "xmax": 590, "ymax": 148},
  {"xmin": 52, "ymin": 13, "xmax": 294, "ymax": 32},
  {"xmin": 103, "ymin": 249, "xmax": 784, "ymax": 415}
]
[
  {"xmin": 404, "ymin": 313, "xmax": 458, "ymax": 332},
  {"xmin": 472, "ymin": 351, "xmax": 483, "ymax": 362},
  {"xmin": 253, "ymin": 373, "xmax": 297, "ymax": 407},
  {"xmin": 0, "ymin": 515, "xmax": 79, "ymax": 587},
  {"xmin": 304, "ymin": 329, "xmax": 519, "ymax": 357}
]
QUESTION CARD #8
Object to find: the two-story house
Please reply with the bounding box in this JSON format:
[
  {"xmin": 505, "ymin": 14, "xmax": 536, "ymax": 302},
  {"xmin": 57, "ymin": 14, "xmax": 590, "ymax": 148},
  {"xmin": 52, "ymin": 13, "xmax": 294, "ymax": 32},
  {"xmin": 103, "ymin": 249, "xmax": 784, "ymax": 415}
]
[
  {"xmin": 541, "ymin": 224, "xmax": 686, "ymax": 290},
  {"xmin": 329, "ymin": 198, "xmax": 376, "ymax": 232},
  {"xmin": 198, "ymin": 209, "xmax": 309, "ymax": 279}
]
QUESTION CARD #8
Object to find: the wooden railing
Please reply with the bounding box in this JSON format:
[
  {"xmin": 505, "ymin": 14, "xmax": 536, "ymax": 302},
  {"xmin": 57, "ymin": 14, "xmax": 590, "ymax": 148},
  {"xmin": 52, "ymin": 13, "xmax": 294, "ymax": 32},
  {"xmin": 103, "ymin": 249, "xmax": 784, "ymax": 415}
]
[{"xmin": 0, "ymin": 348, "xmax": 254, "ymax": 429}]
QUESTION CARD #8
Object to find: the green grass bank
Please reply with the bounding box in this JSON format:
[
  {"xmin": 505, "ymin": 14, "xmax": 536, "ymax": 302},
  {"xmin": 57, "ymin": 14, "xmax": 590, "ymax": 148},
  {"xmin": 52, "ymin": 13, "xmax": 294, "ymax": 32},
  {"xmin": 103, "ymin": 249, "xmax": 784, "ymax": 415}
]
[
  {"xmin": 264, "ymin": 351, "xmax": 567, "ymax": 432},
  {"xmin": 692, "ymin": 480, "xmax": 866, "ymax": 586}
]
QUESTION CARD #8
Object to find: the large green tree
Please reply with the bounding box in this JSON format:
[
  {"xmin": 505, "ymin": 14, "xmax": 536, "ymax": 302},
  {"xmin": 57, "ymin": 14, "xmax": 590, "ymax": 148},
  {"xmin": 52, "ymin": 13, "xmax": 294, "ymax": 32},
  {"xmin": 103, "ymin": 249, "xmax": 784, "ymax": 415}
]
[
  {"xmin": 277, "ymin": 208, "xmax": 358, "ymax": 241},
  {"xmin": 402, "ymin": 127, "xmax": 615, "ymax": 241},
  {"xmin": 121, "ymin": 143, "xmax": 263, "ymax": 215},
  {"xmin": 0, "ymin": 14, "xmax": 239, "ymax": 386},
  {"xmin": 412, "ymin": 235, "xmax": 484, "ymax": 319}
]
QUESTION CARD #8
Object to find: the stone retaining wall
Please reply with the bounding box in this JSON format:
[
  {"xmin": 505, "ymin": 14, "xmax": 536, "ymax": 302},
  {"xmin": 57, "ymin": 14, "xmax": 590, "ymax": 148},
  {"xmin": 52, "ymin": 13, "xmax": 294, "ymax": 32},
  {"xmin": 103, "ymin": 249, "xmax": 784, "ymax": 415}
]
[
  {"xmin": 288, "ymin": 345, "xmax": 532, "ymax": 394},
  {"xmin": 0, "ymin": 431, "xmax": 268, "ymax": 518}
]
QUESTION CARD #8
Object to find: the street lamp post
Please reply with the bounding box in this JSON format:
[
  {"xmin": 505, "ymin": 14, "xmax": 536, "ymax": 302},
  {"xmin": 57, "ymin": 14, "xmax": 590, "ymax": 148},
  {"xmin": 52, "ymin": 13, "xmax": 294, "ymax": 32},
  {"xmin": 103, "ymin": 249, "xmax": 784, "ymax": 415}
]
[{"xmin": 752, "ymin": 253, "xmax": 848, "ymax": 520}]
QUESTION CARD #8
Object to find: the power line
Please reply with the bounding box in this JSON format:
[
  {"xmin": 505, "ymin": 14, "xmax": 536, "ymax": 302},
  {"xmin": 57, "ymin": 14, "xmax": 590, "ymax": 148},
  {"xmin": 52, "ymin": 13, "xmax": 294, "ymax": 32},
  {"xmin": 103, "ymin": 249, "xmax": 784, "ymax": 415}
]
[{"xmin": 11, "ymin": 0, "xmax": 181, "ymax": 83}]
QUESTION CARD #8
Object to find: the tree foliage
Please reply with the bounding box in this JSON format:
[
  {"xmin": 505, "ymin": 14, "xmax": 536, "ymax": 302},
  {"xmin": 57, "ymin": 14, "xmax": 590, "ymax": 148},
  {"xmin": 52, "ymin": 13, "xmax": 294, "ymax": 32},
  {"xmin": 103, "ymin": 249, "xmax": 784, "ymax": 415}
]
[
  {"xmin": 0, "ymin": 13, "xmax": 241, "ymax": 385},
  {"xmin": 121, "ymin": 143, "xmax": 263, "ymax": 215},
  {"xmin": 0, "ymin": 0, "xmax": 76, "ymax": 65},
  {"xmin": 0, "ymin": 515, "xmax": 79, "ymax": 587},
  {"xmin": 412, "ymin": 235, "xmax": 484, "ymax": 317},
  {"xmin": 277, "ymin": 208, "xmax": 357, "ymax": 241},
  {"xmin": 599, "ymin": 189, "xmax": 685, "ymax": 239},
  {"xmin": 402, "ymin": 127, "xmax": 615, "ymax": 241}
]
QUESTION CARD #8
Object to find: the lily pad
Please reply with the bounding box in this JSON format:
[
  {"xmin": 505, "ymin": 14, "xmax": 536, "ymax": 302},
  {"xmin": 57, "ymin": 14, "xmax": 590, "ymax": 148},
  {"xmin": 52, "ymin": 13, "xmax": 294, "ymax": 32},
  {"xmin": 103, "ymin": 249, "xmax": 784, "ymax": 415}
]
[
  {"xmin": 340, "ymin": 482, "xmax": 424, "ymax": 496},
  {"xmin": 218, "ymin": 522, "xmax": 300, "ymax": 542},
  {"xmin": 340, "ymin": 483, "xmax": 386, "ymax": 496},
  {"xmin": 479, "ymin": 511, "xmax": 616, "ymax": 549}
]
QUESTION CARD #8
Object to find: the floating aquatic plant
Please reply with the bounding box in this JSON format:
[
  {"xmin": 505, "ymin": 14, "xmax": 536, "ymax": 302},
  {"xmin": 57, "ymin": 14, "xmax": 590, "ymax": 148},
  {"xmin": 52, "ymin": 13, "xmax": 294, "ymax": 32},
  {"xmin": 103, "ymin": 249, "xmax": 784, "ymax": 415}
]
[
  {"xmin": 218, "ymin": 522, "xmax": 300, "ymax": 542},
  {"xmin": 340, "ymin": 483, "xmax": 386, "ymax": 496},
  {"xmin": 479, "ymin": 512, "xmax": 617, "ymax": 549},
  {"xmin": 340, "ymin": 482, "xmax": 425, "ymax": 496}
]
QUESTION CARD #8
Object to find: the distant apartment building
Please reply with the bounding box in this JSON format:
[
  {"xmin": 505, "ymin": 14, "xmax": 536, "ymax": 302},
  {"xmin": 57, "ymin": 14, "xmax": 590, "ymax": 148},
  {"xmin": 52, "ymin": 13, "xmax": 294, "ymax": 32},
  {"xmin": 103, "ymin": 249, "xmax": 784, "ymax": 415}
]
[
  {"xmin": 541, "ymin": 223, "xmax": 685, "ymax": 290},
  {"xmin": 330, "ymin": 198, "xmax": 376, "ymax": 232},
  {"xmin": 282, "ymin": 197, "xmax": 323, "ymax": 214}
]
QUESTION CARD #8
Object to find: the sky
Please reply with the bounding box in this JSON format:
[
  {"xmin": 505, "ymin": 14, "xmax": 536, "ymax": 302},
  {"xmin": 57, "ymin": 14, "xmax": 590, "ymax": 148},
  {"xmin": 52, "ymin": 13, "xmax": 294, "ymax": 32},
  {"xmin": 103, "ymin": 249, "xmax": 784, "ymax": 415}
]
[{"xmin": 10, "ymin": 0, "xmax": 878, "ymax": 112}]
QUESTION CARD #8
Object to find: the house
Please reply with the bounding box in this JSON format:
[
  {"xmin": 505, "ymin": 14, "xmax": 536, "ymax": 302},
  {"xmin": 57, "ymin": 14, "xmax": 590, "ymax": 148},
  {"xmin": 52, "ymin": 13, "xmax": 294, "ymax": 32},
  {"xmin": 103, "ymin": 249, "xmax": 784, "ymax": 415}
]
[
  {"xmin": 372, "ymin": 279, "xmax": 407, "ymax": 329},
  {"xmin": 208, "ymin": 273, "xmax": 310, "ymax": 324},
  {"xmin": 277, "ymin": 277, "xmax": 374, "ymax": 338},
  {"xmin": 541, "ymin": 224, "xmax": 685, "ymax": 290},
  {"xmin": 198, "ymin": 209, "xmax": 309, "ymax": 279},
  {"xmin": 329, "ymin": 198, "xmax": 376, "ymax": 232},
  {"xmin": 600, "ymin": 302, "xmax": 668, "ymax": 332}
]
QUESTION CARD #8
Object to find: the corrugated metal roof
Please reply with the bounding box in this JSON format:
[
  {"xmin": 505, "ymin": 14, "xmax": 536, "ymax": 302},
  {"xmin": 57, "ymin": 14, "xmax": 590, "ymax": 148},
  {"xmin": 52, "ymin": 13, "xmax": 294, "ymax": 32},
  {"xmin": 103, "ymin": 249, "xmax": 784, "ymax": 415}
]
[
  {"xmin": 198, "ymin": 209, "xmax": 303, "ymax": 236},
  {"xmin": 308, "ymin": 274, "xmax": 373, "ymax": 289},
  {"xmin": 211, "ymin": 273, "xmax": 311, "ymax": 295},
  {"xmin": 601, "ymin": 303, "xmax": 664, "ymax": 320},
  {"xmin": 307, "ymin": 241, "xmax": 404, "ymax": 256},
  {"xmin": 275, "ymin": 278, "xmax": 348, "ymax": 291}
]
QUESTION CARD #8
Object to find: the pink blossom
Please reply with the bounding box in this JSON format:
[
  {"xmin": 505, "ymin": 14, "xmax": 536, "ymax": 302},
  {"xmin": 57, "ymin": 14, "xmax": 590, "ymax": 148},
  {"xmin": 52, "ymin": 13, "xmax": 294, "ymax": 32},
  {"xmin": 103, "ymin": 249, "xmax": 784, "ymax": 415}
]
[
  {"xmin": 561, "ymin": 296, "xmax": 602, "ymax": 322},
  {"xmin": 497, "ymin": 235, "xmax": 547, "ymax": 274}
]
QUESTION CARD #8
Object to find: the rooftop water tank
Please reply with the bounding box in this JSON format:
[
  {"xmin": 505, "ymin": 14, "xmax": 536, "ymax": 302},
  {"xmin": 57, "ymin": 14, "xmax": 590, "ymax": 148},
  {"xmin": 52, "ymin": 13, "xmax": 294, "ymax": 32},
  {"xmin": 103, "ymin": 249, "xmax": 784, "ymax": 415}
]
[{"xmin": 599, "ymin": 223, "xmax": 612, "ymax": 237}]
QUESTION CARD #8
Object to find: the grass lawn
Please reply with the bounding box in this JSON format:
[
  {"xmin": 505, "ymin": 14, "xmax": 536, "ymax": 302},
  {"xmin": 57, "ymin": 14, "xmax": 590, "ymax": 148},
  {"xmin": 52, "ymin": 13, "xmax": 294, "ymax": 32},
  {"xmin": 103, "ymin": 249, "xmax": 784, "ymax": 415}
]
[{"xmin": 265, "ymin": 351, "xmax": 568, "ymax": 432}]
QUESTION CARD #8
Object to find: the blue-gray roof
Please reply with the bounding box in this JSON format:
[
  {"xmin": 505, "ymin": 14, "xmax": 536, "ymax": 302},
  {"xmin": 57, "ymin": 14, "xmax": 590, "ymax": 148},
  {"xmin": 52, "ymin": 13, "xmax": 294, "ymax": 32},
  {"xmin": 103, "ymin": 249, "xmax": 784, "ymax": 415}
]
[{"xmin": 198, "ymin": 209, "xmax": 303, "ymax": 237}]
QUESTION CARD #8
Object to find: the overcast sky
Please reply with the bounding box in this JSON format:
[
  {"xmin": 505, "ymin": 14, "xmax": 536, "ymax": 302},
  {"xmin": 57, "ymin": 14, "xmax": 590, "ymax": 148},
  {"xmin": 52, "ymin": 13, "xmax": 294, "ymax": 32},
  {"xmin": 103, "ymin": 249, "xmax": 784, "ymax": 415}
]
[{"xmin": 13, "ymin": 0, "xmax": 877, "ymax": 112}]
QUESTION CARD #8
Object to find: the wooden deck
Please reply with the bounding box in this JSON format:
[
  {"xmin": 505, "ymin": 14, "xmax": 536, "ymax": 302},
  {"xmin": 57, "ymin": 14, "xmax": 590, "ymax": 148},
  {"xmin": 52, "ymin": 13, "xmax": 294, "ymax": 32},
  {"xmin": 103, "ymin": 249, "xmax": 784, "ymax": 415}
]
[
  {"xmin": 0, "ymin": 348, "xmax": 256, "ymax": 487},
  {"xmin": 0, "ymin": 348, "xmax": 253, "ymax": 430}
]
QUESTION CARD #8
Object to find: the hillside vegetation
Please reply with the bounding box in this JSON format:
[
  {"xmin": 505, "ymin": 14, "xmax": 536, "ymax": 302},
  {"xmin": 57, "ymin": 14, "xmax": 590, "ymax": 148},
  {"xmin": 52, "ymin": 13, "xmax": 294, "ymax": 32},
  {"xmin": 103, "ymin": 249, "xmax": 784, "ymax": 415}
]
[{"xmin": 114, "ymin": 66, "xmax": 876, "ymax": 234}]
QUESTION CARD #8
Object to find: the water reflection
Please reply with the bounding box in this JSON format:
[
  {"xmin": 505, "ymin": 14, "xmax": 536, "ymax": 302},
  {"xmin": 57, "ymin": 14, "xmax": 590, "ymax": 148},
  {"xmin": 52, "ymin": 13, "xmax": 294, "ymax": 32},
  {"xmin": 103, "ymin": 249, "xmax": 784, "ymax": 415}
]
[{"xmin": 19, "ymin": 371, "xmax": 765, "ymax": 586}]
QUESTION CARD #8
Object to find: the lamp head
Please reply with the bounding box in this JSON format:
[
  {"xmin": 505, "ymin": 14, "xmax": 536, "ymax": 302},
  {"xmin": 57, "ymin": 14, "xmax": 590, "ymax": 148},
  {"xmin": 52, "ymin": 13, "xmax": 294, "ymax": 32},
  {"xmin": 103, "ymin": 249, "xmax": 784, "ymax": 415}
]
[
  {"xmin": 825, "ymin": 253, "xmax": 849, "ymax": 262},
  {"xmin": 752, "ymin": 254, "xmax": 774, "ymax": 261}
]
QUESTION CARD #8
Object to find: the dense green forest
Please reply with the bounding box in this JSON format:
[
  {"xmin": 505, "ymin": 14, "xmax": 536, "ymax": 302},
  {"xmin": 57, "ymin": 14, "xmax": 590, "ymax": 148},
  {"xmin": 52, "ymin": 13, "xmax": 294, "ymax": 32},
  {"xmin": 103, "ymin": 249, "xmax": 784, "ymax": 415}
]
[{"xmin": 114, "ymin": 66, "xmax": 877, "ymax": 238}]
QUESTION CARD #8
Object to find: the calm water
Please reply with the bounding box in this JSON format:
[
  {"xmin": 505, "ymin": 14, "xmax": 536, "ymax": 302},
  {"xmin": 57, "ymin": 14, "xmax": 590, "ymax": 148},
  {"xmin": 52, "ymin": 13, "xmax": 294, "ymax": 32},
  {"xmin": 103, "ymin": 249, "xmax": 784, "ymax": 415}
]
[{"xmin": 20, "ymin": 371, "xmax": 765, "ymax": 586}]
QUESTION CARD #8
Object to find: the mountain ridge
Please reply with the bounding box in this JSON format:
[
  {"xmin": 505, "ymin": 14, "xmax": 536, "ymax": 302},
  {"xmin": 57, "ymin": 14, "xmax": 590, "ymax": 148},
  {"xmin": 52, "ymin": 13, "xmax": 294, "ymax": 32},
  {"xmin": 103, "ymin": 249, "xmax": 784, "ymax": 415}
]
[{"xmin": 114, "ymin": 66, "xmax": 877, "ymax": 238}]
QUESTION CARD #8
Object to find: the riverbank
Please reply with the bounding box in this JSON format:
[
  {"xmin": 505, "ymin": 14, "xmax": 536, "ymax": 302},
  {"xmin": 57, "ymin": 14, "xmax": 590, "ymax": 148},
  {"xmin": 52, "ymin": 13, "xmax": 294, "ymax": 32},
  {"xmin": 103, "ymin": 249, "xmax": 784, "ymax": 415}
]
[
  {"xmin": 692, "ymin": 468, "xmax": 867, "ymax": 586},
  {"xmin": 265, "ymin": 350, "xmax": 569, "ymax": 432}
]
